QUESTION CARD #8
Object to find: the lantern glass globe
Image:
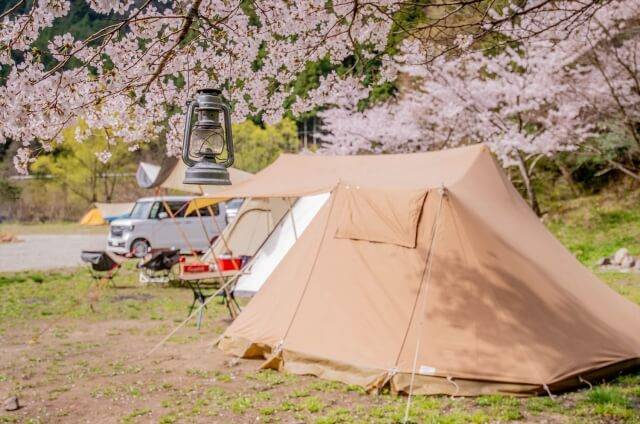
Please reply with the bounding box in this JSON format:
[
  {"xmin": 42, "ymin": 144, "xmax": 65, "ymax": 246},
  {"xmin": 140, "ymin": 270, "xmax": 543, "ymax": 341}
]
[{"xmin": 192, "ymin": 122, "xmax": 224, "ymax": 156}]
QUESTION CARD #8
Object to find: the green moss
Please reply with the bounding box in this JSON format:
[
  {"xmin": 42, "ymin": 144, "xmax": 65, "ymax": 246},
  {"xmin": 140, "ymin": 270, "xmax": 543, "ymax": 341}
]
[
  {"xmin": 300, "ymin": 396, "xmax": 325, "ymax": 413},
  {"xmin": 121, "ymin": 408, "xmax": 151, "ymax": 423},
  {"xmin": 475, "ymin": 395, "xmax": 522, "ymax": 421},
  {"xmin": 279, "ymin": 400, "xmax": 298, "ymax": 412},
  {"xmin": 308, "ymin": 380, "xmax": 347, "ymax": 392},
  {"xmin": 526, "ymin": 396, "xmax": 561, "ymax": 414},
  {"xmin": 290, "ymin": 389, "xmax": 311, "ymax": 398},
  {"xmin": 158, "ymin": 413, "xmax": 178, "ymax": 424},
  {"xmin": 230, "ymin": 396, "xmax": 253, "ymax": 414},
  {"xmin": 246, "ymin": 369, "xmax": 297, "ymax": 386},
  {"xmin": 260, "ymin": 406, "xmax": 277, "ymax": 416},
  {"xmin": 585, "ymin": 387, "xmax": 630, "ymax": 407},
  {"xmin": 316, "ymin": 407, "xmax": 356, "ymax": 424}
]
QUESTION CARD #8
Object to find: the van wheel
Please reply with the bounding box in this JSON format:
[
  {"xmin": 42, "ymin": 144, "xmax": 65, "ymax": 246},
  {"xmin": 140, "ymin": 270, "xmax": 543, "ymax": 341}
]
[{"xmin": 131, "ymin": 239, "xmax": 150, "ymax": 258}]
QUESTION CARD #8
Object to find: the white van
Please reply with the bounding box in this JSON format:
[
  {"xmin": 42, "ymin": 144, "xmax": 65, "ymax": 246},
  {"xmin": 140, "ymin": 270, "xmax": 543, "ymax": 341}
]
[{"xmin": 107, "ymin": 195, "xmax": 227, "ymax": 257}]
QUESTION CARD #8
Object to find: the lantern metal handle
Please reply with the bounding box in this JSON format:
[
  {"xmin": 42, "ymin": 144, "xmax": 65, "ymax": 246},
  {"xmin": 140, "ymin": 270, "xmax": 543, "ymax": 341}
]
[
  {"xmin": 219, "ymin": 102, "xmax": 234, "ymax": 168},
  {"xmin": 182, "ymin": 100, "xmax": 197, "ymax": 167}
]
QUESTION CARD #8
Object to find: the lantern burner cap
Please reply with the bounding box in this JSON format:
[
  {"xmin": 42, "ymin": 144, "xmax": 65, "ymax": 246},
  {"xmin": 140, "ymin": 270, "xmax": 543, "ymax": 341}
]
[{"xmin": 183, "ymin": 160, "xmax": 231, "ymax": 185}]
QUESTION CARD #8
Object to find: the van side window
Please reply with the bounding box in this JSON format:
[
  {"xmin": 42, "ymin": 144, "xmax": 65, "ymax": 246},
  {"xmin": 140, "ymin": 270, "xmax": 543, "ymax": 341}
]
[
  {"xmin": 166, "ymin": 201, "xmax": 187, "ymax": 218},
  {"xmin": 149, "ymin": 202, "xmax": 161, "ymax": 219}
]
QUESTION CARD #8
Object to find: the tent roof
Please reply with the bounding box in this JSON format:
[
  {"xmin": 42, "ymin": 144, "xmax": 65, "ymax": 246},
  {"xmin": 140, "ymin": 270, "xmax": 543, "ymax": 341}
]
[{"xmin": 213, "ymin": 144, "xmax": 485, "ymax": 199}]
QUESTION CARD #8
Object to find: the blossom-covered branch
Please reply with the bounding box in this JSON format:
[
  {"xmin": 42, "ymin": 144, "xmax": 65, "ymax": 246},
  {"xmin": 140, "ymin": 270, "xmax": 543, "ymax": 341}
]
[
  {"xmin": 320, "ymin": 0, "xmax": 640, "ymax": 212},
  {"xmin": 0, "ymin": 0, "xmax": 616, "ymax": 173}
]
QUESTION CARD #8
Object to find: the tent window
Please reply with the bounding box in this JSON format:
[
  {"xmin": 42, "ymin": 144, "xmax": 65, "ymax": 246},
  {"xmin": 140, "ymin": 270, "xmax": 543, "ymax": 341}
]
[{"xmin": 335, "ymin": 186, "xmax": 427, "ymax": 248}]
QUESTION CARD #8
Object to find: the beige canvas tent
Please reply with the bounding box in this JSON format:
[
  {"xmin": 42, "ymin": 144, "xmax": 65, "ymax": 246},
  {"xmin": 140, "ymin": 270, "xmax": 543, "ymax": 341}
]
[{"xmin": 214, "ymin": 144, "xmax": 640, "ymax": 396}]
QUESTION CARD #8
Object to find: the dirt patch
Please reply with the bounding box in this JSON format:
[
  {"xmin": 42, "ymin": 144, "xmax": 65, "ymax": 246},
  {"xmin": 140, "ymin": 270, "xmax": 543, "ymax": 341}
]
[
  {"xmin": 0, "ymin": 233, "xmax": 21, "ymax": 244},
  {"xmin": 0, "ymin": 316, "xmax": 351, "ymax": 423}
]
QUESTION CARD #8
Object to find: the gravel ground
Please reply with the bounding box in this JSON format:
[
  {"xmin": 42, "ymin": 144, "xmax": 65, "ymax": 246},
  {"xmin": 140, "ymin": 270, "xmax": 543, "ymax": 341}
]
[{"xmin": 0, "ymin": 234, "xmax": 108, "ymax": 272}]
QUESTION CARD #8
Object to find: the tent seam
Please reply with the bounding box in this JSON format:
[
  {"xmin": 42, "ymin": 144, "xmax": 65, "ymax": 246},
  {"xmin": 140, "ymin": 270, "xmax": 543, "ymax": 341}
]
[
  {"xmin": 389, "ymin": 189, "xmax": 440, "ymax": 370},
  {"xmin": 278, "ymin": 184, "xmax": 339, "ymax": 348}
]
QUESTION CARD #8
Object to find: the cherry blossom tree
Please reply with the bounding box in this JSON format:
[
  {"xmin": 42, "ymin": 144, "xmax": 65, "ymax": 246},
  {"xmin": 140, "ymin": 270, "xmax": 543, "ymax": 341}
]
[
  {"xmin": 320, "ymin": 0, "xmax": 640, "ymax": 214},
  {"xmin": 0, "ymin": 0, "xmax": 616, "ymax": 174}
]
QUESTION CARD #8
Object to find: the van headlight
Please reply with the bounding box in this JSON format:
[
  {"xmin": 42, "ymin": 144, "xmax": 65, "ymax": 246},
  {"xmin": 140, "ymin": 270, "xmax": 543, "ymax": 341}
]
[{"xmin": 123, "ymin": 225, "xmax": 135, "ymax": 232}]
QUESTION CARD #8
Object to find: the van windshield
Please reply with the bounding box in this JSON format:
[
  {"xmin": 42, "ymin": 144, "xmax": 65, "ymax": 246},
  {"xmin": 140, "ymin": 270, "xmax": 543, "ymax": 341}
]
[{"xmin": 129, "ymin": 201, "xmax": 154, "ymax": 220}]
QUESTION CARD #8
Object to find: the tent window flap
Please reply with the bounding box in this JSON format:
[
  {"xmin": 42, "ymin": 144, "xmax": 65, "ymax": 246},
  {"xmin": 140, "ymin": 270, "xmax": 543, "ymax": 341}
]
[{"xmin": 335, "ymin": 186, "xmax": 428, "ymax": 248}]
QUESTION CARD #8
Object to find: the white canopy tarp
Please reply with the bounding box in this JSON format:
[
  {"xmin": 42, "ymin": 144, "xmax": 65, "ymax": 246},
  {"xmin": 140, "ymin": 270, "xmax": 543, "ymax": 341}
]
[
  {"xmin": 136, "ymin": 162, "xmax": 161, "ymax": 188},
  {"xmin": 234, "ymin": 193, "xmax": 330, "ymax": 296}
]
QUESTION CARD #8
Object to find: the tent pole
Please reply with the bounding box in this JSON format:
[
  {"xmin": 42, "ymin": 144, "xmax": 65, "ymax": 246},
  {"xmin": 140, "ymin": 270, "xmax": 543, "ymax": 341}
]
[
  {"xmin": 208, "ymin": 205, "xmax": 232, "ymax": 254},
  {"xmin": 199, "ymin": 237, "xmax": 242, "ymax": 319},
  {"xmin": 286, "ymin": 197, "xmax": 298, "ymax": 240},
  {"xmin": 194, "ymin": 206, "xmax": 214, "ymax": 262},
  {"xmin": 162, "ymin": 199, "xmax": 197, "ymax": 255}
]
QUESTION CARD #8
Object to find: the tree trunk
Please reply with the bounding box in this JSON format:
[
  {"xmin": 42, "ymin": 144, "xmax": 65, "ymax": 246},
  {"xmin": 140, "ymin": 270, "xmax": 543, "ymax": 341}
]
[
  {"xmin": 516, "ymin": 153, "xmax": 541, "ymax": 216},
  {"xmin": 91, "ymin": 162, "xmax": 98, "ymax": 203},
  {"xmin": 556, "ymin": 160, "xmax": 580, "ymax": 196},
  {"xmin": 606, "ymin": 158, "xmax": 640, "ymax": 182},
  {"xmin": 106, "ymin": 175, "xmax": 117, "ymax": 203}
]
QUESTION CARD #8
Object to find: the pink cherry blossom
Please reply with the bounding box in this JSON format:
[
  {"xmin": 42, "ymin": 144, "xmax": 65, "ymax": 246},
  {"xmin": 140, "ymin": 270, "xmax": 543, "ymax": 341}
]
[
  {"xmin": 321, "ymin": 0, "xmax": 640, "ymax": 166},
  {"xmin": 0, "ymin": 0, "xmax": 625, "ymax": 172}
]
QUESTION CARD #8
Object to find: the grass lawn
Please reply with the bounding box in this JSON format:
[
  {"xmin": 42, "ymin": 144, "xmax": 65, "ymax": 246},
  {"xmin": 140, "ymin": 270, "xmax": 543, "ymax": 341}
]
[{"xmin": 0, "ymin": 190, "xmax": 639, "ymax": 423}]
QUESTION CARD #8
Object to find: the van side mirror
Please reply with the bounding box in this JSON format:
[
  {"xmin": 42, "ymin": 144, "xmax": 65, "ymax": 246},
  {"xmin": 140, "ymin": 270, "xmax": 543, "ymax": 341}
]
[{"xmin": 158, "ymin": 211, "xmax": 168, "ymax": 220}]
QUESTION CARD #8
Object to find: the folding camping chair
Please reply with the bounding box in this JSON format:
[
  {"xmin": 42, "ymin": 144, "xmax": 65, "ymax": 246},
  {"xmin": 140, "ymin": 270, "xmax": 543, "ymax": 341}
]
[
  {"xmin": 80, "ymin": 250, "xmax": 125, "ymax": 287},
  {"xmin": 137, "ymin": 249, "xmax": 181, "ymax": 285}
]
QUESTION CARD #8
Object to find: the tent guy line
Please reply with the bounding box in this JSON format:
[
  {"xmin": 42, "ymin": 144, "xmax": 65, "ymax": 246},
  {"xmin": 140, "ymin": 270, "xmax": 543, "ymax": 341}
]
[{"xmin": 404, "ymin": 185, "xmax": 447, "ymax": 424}]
